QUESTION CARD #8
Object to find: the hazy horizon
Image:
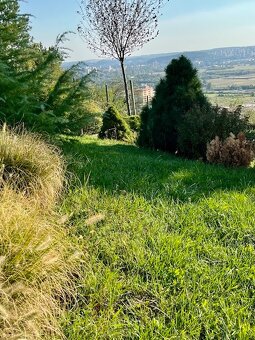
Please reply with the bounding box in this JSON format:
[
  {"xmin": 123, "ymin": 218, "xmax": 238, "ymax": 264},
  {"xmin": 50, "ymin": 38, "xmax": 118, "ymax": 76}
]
[
  {"xmin": 64, "ymin": 44, "xmax": 255, "ymax": 64},
  {"xmin": 20, "ymin": 0, "xmax": 255, "ymax": 62}
]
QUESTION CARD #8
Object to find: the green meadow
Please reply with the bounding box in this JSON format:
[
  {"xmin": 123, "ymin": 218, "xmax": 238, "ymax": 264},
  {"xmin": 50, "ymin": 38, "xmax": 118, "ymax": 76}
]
[{"xmin": 60, "ymin": 136, "xmax": 255, "ymax": 339}]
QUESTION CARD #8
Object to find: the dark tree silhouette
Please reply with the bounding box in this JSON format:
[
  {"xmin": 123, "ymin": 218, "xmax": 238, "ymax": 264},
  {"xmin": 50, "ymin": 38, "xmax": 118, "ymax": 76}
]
[{"xmin": 78, "ymin": 0, "xmax": 168, "ymax": 115}]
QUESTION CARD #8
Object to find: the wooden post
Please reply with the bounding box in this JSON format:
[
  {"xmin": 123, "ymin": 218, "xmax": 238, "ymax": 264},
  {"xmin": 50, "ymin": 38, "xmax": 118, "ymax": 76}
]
[
  {"xmin": 105, "ymin": 84, "xmax": 109, "ymax": 106},
  {"xmin": 129, "ymin": 80, "xmax": 137, "ymax": 115}
]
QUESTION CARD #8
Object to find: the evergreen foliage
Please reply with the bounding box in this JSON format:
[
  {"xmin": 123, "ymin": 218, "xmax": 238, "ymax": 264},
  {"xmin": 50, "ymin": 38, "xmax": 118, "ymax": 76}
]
[
  {"xmin": 138, "ymin": 56, "xmax": 250, "ymax": 159},
  {"xmin": 0, "ymin": 0, "xmax": 94, "ymax": 134},
  {"xmin": 125, "ymin": 115, "xmax": 141, "ymax": 132},
  {"xmin": 138, "ymin": 55, "xmax": 209, "ymax": 152},
  {"xmin": 99, "ymin": 106, "xmax": 131, "ymax": 141},
  {"xmin": 138, "ymin": 105, "xmax": 152, "ymax": 147},
  {"xmin": 177, "ymin": 105, "xmax": 250, "ymax": 159}
]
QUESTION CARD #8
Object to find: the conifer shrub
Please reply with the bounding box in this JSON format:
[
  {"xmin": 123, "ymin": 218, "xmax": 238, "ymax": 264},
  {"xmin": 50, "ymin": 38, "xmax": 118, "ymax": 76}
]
[
  {"xmin": 138, "ymin": 56, "xmax": 250, "ymax": 160},
  {"xmin": 137, "ymin": 105, "xmax": 152, "ymax": 147},
  {"xmin": 177, "ymin": 104, "xmax": 213, "ymax": 159},
  {"xmin": 212, "ymin": 105, "xmax": 250, "ymax": 140},
  {"xmin": 125, "ymin": 115, "xmax": 141, "ymax": 132},
  {"xmin": 138, "ymin": 56, "xmax": 209, "ymax": 152},
  {"xmin": 99, "ymin": 106, "xmax": 131, "ymax": 141},
  {"xmin": 206, "ymin": 133, "xmax": 254, "ymax": 167}
]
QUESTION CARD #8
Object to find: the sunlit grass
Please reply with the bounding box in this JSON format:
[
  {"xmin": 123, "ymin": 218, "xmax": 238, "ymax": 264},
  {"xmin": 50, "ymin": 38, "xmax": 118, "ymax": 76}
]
[{"xmin": 61, "ymin": 135, "xmax": 255, "ymax": 339}]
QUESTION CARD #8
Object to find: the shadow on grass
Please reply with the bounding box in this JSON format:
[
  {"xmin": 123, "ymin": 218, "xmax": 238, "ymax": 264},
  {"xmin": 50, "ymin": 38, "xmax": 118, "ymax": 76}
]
[{"xmin": 60, "ymin": 136, "xmax": 255, "ymax": 202}]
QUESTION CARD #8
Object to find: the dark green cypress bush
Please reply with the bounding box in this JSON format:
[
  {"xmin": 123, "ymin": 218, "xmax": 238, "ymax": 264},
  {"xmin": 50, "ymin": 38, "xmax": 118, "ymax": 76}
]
[
  {"xmin": 138, "ymin": 55, "xmax": 209, "ymax": 153},
  {"xmin": 138, "ymin": 56, "xmax": 250, "ymax": 159},
  {"xmin": 99, "ymin": 106, "xmax": 131, "ymax": 141},
  {"xmin": 137, "ymin": 105, "xmax": 152, "ymax": 147}
]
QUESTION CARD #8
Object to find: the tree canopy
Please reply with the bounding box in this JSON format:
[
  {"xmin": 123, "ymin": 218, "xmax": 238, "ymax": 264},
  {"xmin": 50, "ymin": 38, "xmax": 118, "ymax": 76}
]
[
  {"xmin": 78, "ymin": 0, "xmax": 168, "ymax": 115},
  {"xmin": 0, "ymin": 0, "xmax": 95, "ymax": 134}
]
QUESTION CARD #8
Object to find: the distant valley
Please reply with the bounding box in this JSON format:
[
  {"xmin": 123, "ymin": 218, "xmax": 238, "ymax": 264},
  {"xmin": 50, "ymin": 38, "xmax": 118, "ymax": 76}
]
[
  {"xmin": 65, "ymin": 45, "xmax": 255, "ymax": 89},
  {"xmin": 65, "ymin": 45, "xmax": 255, "ymax": 116}
]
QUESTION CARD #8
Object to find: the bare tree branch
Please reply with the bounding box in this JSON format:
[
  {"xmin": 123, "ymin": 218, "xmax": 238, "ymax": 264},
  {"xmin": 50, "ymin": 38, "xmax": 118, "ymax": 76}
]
[{"xmin": 78, "ymin": 0, "xmax": 169, "ymax": 115}]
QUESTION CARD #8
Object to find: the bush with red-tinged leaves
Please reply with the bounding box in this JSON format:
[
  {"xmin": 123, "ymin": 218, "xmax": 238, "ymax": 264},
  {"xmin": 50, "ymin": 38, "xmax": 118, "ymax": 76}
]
[{"xmin": 206, "ymin": 132, "xmax": 254, "ymax": 167}]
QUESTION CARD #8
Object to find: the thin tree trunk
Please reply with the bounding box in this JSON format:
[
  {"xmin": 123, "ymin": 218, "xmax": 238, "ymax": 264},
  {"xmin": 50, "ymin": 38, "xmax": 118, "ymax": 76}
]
[
  {"xmin": 120, "ymin": 59, "xmax": 131, "ymax": 116},
  {"xmin": 105, "ymin": 83, "xmax": 109, "ymax": 106}
]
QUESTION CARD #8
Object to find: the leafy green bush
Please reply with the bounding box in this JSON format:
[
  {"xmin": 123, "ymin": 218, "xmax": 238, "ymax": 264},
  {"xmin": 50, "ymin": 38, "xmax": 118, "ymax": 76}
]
[
  {"xmin": 177, "ymin": 105, "xmax": 250, "ymax": 159},
  {"xmin": 70, "ymin": 102, "xmax": 102, "ymax": 135},
  {"xmin": 99, "ymin": 106, "xmax": 131, "ymax": 141},
  {"xmin": 125, "ymin": 115, "xmax": 141, "ymax": 132}
]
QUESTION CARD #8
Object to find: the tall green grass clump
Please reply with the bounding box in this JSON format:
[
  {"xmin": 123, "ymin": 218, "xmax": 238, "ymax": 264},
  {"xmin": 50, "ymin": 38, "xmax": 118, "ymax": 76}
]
[{"xmin": 0, "ymin": 128, "xmax": 79, "ymax": 339}]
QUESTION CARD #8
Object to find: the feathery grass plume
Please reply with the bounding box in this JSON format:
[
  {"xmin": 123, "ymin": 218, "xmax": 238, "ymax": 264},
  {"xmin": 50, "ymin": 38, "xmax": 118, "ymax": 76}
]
[
  {"xmin": 0, "ymin": 188, "xmax": 79, "ymax": 339},
  {"xmin": 85, "ymin": 213, "xmax": 105, "ymax": 226},
  {"xmin": 0, "ymin": 126, "xmax": 65, "ymax": 206},
  {"xmin": 207, "ymin": 133, "xmax": 254, "ymax": 167}
]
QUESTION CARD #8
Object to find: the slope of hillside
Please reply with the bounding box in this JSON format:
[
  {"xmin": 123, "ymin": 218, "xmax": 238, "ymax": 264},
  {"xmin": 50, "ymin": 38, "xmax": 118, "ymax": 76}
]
[{"xmin": 61, "ymin": 136, "xmax": 255, "ymax": 339}]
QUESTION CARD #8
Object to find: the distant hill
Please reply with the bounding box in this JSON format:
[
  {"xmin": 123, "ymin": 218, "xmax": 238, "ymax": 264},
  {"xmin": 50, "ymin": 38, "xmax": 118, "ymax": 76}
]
[
  {"xmin": 64, "ymin": 46, "xmax": 255, "ymax": 92},
  {"xmin": 64, "ymin": 45, "xmax": 255, "ymax": 70}
]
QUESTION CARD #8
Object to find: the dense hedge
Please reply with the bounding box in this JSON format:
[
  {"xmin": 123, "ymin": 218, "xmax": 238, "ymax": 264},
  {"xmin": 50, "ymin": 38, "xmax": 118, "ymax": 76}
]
[{"xmin": 138, "ymin": 56, "xmax": 250, "ymax": 159}]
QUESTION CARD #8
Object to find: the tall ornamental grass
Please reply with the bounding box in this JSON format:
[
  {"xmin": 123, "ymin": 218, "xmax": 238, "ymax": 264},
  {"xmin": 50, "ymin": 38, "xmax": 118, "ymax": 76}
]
[
  {"xmin": 0, "ymin": 127, "xmax": 79, "ymax": 339},
  {"xmin": 0, "ymin": 126, "xmax": 65, "ymax": 206}
]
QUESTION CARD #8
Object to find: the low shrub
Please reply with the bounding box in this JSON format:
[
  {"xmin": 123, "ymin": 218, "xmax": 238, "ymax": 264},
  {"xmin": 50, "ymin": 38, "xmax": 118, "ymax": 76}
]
[
  {"xmin": 177, "ymin": 104, "xmax": 213, "ymax": 159},
  {"xmin": 99, "ymin": 106, "xmax": 131, "ymax": 141},
  {"xmin": 125, "ymin": 115, "xmax": 141, "ymax": 132},
  {"xmin": 206, "ymin": 133, "xmax": 254, "ymax": 167},
  {"xmin": 0, "ymin": 126, "xmax": 64, "ymax": 206},
  {"xmin": 178, "ymin": 105, "xmax": 250, "ymax": 159}
]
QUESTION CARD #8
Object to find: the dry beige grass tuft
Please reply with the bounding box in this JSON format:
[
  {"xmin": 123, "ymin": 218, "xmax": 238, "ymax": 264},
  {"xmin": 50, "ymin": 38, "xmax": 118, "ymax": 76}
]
[
  {"xmin": 0, "ymin": 128, "xmax": 80, "ymax": 339},
  {"xmin": 0, "ymin": 189, "xmax": 79, "ymax": 339},
  {"xmin": 0, "ymin": 126, "xmax": 65, "ymax": 206}
]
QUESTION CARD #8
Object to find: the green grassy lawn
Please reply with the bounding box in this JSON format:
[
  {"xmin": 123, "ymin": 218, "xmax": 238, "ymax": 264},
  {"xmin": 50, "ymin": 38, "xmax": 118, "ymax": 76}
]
[{"xmin": 60, "ymin": 136, "xmax": 255, "ymax": 339}]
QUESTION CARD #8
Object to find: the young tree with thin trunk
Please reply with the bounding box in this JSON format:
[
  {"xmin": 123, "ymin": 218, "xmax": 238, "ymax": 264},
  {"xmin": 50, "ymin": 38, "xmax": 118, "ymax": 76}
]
[{"xmin": 78, "ymin": 0, "xmax": 168, "ymax": 115}]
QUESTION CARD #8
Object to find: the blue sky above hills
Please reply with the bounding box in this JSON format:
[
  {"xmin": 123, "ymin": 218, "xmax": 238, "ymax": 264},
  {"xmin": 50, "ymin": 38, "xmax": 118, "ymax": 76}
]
[{"xmin": 20, "ymin": 0, "xmax": 255, "ymax": 61}]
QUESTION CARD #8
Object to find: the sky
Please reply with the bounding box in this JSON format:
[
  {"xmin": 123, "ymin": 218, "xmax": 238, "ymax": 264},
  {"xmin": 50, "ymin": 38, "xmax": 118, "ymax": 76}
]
[{"xmin": 20, "ymin": 0, "xmax": 255, "ymax": 62}]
